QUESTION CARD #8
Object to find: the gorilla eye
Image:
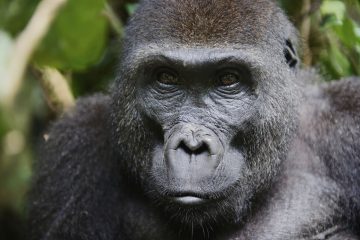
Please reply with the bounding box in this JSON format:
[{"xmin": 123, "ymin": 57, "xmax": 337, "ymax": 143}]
[
  {"xmin": 217, "ymin": 71, "xmax": 240, "ymax": 87},
  {"xmin": 156, "ymin": 69, "xmax": 179, "ymax": 85}
]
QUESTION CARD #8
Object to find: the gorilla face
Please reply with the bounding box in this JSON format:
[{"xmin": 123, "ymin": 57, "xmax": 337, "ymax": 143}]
[
  {"xmin": 112, "ymin": 45, "xmax": 299, "ymax": 225},
  {"xmin": 141, "ymin": 49, "xmax": 256, "ymax": 201},
  {"xmin": 111, "ymin": 0, "xmax": 300, "ymax": 227}
]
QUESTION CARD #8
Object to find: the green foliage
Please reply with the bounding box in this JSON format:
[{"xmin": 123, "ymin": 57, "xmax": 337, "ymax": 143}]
[
  {"xmin": 0, "ymin": 0, "xmax": 40, "ymax": 36},
  {"xmin": 319, "ymin": 0, "xmax": 360, "ymax": 78},
  {"xmin": 0, "ymin": 0, "xmax": 129, "ymax": 223},
  {"xmin": 34, "ymin": 0, "xmax": 109, "ymax": 70},
  {"xmin": 280, "ymin": 0, "xmax": 360, "ymax": 79},
  {"xmin": 0, "ymin": 78, "xmax": 40, "ymax": 213},
  {"xmin": 126, "ymin": 3, "xmax": 138, "ymax": 15}
]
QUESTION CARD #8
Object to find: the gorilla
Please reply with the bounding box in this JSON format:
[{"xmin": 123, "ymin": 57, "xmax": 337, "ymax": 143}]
[{"xmin": 29, "ymin": 0, "xmax": 360, "ymax": 239}]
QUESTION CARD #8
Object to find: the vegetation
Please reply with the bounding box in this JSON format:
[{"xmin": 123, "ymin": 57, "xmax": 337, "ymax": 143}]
[{"xmin": 0, "ymin": 0, "xmax": 359, "ymax": 238}]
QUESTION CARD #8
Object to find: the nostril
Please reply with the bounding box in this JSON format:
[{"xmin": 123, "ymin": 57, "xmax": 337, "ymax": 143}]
[
  {"xmin": 177, "ymin": 141, "xmax": 193, "ymax": 155},
  {"xmin": 194, "ymin": 143, "xmax": 208, "ymax": 155},
  {"xmin": 177, "ymin": 141, "xmax": 209, "ymax": 155}
]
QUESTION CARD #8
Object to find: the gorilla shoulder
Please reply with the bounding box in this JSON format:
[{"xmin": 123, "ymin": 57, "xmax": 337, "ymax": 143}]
[
  {"xmin": 36, "ymin": 94, "xmax": 115, "ymax": 180},
  {"xmin": 44, "ymin": 94, "xmax": 112, "ymax": 160},
  {"xmin": 29, "ymin": 94, "xmax": 121, "ymax": 240},
  {"xmin": 302, "ymin": 77, "xmax": 360, "ymax": 148},
  {"xmin": 301, "ymin": 77, "xmax": 360, "ymax": 214},
  {"xmin": 325, "ymin": 77, "xmax": 360, "ymax": 115}
]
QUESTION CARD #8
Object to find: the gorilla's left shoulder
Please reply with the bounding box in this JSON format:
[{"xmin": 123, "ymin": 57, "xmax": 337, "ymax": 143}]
[
  {"xmin": 324, "ymin": 77, "xmax": 360, "ymax": 115},
  {"xmin": 309, "ymin": 77, "xmax": 360, "ymax": 145},
  {"xmin": 313, "ymin": 78, "xmax": 360, "ymax": 214},
  {"xmin": 61, "ymin": 94, "xmax": 111, "ymax": 131}
]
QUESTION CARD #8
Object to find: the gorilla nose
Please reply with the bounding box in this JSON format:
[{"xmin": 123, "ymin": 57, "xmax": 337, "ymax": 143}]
[
  {"xmin": 178, "ymin": 138, "xmax": 209, "ymax": 155},
  {"xmin": 165, "ymin": 124, "xmax": 224, "ymax": 180}
]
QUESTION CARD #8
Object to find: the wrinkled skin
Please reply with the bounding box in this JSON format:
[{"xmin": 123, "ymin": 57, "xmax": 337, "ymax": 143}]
[{"xmin": 29, "ymin": 0, "xmax": 360, "ymax": 239}]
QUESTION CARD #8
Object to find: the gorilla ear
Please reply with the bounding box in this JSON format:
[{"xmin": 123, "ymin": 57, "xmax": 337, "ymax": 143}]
[{"xmin": 284, "ymin": 39, "xmax": 299, "ymax": 69}]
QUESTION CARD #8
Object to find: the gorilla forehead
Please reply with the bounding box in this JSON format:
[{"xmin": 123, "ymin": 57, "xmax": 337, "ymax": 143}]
[{"xmin": 127, "ymin": 0, "xmax": 289, "ymax": 46}]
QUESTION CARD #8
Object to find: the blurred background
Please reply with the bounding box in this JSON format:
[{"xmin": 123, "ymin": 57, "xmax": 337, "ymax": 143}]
[{"xmin": 0, "ymin": 0, "xmax": 359, "ymax": 239}]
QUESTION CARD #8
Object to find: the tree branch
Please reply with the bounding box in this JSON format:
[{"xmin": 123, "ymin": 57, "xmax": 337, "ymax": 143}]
[
  {"xmin": 37, "ymin": 67, "xmax": 75, "ymax": 114},
  {"xmin": 300, "ymin": 0, "xmax": 313, "ymax": 66},
  {"xmin": 103, "ymin": 3, "xmax": 124, "ymax": 37},
  {"xmin": 2, "ymin": 0, "xmax": 68, "ymax": 106}
]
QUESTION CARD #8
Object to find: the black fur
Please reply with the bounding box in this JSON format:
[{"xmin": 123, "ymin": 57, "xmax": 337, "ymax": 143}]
[{"xmin": 28, "ymin": 0, "xmax": 360, "ymax": 239}]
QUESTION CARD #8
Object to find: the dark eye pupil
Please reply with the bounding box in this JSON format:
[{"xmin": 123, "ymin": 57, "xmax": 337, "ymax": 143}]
[
  {"xmin": 219, "ymin": 73, "xmax": 238, "ymax": 86},
  {"xmin": 158, "ymin": 72, "xmax": 178, "ymax": 85}
]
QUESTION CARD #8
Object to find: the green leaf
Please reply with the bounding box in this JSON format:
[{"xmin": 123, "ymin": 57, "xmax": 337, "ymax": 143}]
[
  {"xmin": 333, "ymin": 18, "xmax": 360, "ymax": 47},
  {"xmin": 277, "ymin": 0, "xmax": 303, "ymax": 17},
  {"xmin": 125, "ymin": 3, "xmax": 138, "ymax": 16},
  {"xmin": 34, "ymin": 0, "xmax": 109, "ymax": 71},
  {"xmin": 321, "ymin": 43, "xmax": 352, "ymax": 79},
  {"xmin": 321, "ymin": 0, "xmax": 346, "ymax": 23},
  {"xmin": 355, "ymin": 44, "xmax": 360, "ymax": 54},
  {"xmin": 0, "ymin": 0, "xmax": 40, "ymax": 36}
]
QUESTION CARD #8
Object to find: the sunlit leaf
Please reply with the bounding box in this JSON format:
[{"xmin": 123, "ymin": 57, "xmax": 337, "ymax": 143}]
[
  {"xmin": 321, "ymin": 0, "xmax": 346, "ymax": 23},
  {"xmin": 333, "ymin": 18, "xmax": 360, "ymax": 47}
]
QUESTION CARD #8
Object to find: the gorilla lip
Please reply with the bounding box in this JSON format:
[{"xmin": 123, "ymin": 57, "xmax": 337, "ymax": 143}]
[
  {"xmin": 168, "ymin": 192, "xmax": 213, "ymax": 206},
  {"xmin": 172, "ymin": 196, "xmax": 208, "ymax": 205}
]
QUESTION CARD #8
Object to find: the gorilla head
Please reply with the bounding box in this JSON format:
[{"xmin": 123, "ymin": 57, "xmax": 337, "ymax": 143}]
[{"xmin": 111, "ymin": 0, "xmax": 300, "ymax": 227}]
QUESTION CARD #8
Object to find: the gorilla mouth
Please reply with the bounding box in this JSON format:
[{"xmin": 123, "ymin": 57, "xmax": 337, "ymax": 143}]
[
  {"xmin": 166, "ymin": 192, "xmax": 219, "ymax": 206},
  {"xmin": 172, "ymin": 196, "xmax": 208, "ymax": 205}
]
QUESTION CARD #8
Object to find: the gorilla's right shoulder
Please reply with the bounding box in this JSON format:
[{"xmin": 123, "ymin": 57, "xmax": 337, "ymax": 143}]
[
  {"xmin": 49, "ymin": 94, "xmax": 111, "ymax": 138},
  {"xmin": 35, "ymin": 94, "xmax": 113, "ymax": 175},
  {"xmin": 45, "ymin": 94, "xmax": 111, "ymax": 151}
]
